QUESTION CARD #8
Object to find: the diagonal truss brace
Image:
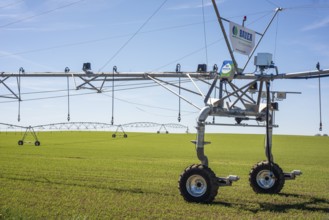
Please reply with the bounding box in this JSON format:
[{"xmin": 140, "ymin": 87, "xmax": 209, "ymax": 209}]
[
  {"xmin": 154, "ymin": 77, "xmax": 202, "ymax": 96},
  {"xmin": 147, "ymin": 74, "xmax": 201, "ymax": 110},
  {"xmin": 0, "ymin": 76, "xmax": 20, "ymax": 99},
  {"xmin": 213, "ymin": 79, "xmax": 258, "ymax": 107},
  {"xmin": 226, "ymin": 81, "xmax": 256, "ymax": 110},
  {"xmin": 76, "ymin": 74, "xmax": 105, "ymax": 93}
]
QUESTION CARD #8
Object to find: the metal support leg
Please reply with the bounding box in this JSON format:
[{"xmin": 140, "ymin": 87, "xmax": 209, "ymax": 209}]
[
  {"xmin": 194, "ymin": 106, "xmax": 240, "ymax": 184},
  {"xmin": 21, "ymin": 127, "xmax": 29, "ymax": 142},
  {"xmin": 196, "ymin": 123, "xmax": 209, "ymax": 166},
  {"xmin": 265, "ymin": 81, "xmax": 274, "ymax": 163},
  {"xmin": 112, "ymin": 125, "xmax": 128, "ymax": 138},
  {"xmin": 18, "ymin": 126, "xmax": 40, "ymax": 146},
  {"xmin": 264, "ymin": 81, "xmax": 302, "ymax": 182},
  {"xmin": 194, "ymin": 106, "xmax": 211, "ymax": 166}
]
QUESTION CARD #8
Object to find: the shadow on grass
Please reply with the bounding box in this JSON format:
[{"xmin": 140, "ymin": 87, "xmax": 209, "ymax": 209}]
[
  {"xmin": 2, "ymin": 174, "xmax": 328, "ymax": 214},
  {"xmin": 212, "ymin": 193, "xmax": 329, "ymax": 214},
  {"xmin": 0, "ymin": 175, "xmax": 173, "ymax": 197},
  {"xmin": 259, "ymin": 193, "xmax": 329, "ymax": 213}
]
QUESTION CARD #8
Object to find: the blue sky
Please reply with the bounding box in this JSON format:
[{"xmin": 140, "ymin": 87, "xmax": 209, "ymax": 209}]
[{"xmin": 0, "ymin": 0, "xmax": 328, "ymax": 135}]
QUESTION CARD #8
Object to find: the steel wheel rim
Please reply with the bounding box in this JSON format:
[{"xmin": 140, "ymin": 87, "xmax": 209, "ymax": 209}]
[
  {"xmin": 186, "ymin": 174, "xmax": 207, "ymax": 197},
  {"xmin": 256, "ymin": 169, "xmax": 275, "ymax": 189}
]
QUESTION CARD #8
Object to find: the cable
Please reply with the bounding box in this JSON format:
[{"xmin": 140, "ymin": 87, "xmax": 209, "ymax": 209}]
[
  {"xmin": 0, "ymin": 20, "xmax": 219, "ymax": 59},
  {"xmin": 177, "ymin": 64, "xmax": 181, "ymax": 122},
  {"xmin": 202, "ymin": 0, "xmax": 208, "ymax": 66},
  {"xmin": 0, "ymin": 10, "xmax": 275, "ymax": 59},
  {"xmin": 247, "ymin": 11, "xmax": 273, "ymax": 26},
  {"xmin": 1, "ymin": 89, "xmax": 188, "ymax": 112},
  {"xmin": 318, "ymin": 71, "xmax": 323, "ymax": 131},
  {"xmin": 17, "ymin": 69, "xmax": 22, "ymax": 122},
  {"xmin": 111, "ymin": 66, "xmax": 116, "ymax": 125},
  {"xmin": 0, "ymin": 0, "xmax": 24, "ymax": 9},
  {"xmin": 0, "ymin": 0, "xmax": 85, "ymax": 29},
  {"xmin": 265, "ymin": 0, "xmax": 280, "ymax": 8},
  {"xmin": 98, "ymin": 0, "xmax": 168, "ymax": 72},
  {"xmin": 102, "ymin": 93, "xmax": 197, "ymax": 114},
  {"xmin": 135, "ymin": 106, "xmax": 196, "ymax": 118},
  {"xmin": 67, "ymin": 76, "xmax": 70, "ymax": 121},
  {"xmin": 0, "ymin": 78, "xmax": 202, "ymax": 115},
  {"xmin": 273, "ymin": 12, "xmax": 279, "ymax": 62},
  {"xmin": 212, "ymin": 66, "xmax": 218, "ymax": 124},
  {"xmin": 286, "ymin": 5, "xmax": 329, "ymax": 10},
  {"xmin": 152, "ymin": 38, "xmax": 222, "ymax": 71},
  {"xmin": 1, "ymin": 77, "xmax": 206, "ymax": 104},
  {"xmin": 227, "ymin": 10, "xmax": 274, "ymax": 20},
  {"xmin": 0, "ymin": 78, "xmax": 193, "ymax": 98}
]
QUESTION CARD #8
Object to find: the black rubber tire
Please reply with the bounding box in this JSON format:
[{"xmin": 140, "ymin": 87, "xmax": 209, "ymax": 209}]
[
  {"xmin": 249, "ymin": 160, "xmax": 285, "ymax": 194},
  {"xmin": 178, "ymin": 164, "xmax": 219, "ymax": 203},
  {"xmin": 123, "ymin": 134, "xmax": 128, "ymax": 138},
  {"xmin": 18, "ymin": 140, "xmax": 24, "ymax": 146},
  {"xmin": 34, "ymin": 141, "xmax": 40, "ymax": 146},
  {"xmin": 112, "ymin": 134, "xmax": 116, "ymax": 138}
]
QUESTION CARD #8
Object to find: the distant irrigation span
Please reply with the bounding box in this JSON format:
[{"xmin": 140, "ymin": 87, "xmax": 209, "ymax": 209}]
[
  {"xmin": 0, "ymin": 121, "xmax": 189, "ymax": 133},
  {"xmin": 0, "ymin": 121, "xmax": 189, "ymax": 146}
]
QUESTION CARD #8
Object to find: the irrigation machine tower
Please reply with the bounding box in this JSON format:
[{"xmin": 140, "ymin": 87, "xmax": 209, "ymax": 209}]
[{"xmin": 1, "ymin": 1, "xmax": 329, "ymax": 203}]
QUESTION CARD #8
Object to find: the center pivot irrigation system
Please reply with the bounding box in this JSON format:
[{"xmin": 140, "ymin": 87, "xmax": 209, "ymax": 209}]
[
  {"xmin": 1, "ymin": 1, "xmax": 329, "ymax": 203},
  {"xmin": 0, "ymin": 122, "xmax": 189, "ymax": 146}
]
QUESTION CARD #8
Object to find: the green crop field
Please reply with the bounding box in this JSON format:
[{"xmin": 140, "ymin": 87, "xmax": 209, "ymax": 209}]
[{"xmin": 0, "ymin": 131, "xmax": 328, "ymax": 219}]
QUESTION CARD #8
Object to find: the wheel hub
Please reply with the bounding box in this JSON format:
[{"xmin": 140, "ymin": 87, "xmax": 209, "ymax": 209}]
[
  {"xmin": 256, "ymin": 170, "xmax": 275, "ymax": 189},
  {"xmin": 186, "ymin": 175, "xmax": 207, "ymax": 197}
]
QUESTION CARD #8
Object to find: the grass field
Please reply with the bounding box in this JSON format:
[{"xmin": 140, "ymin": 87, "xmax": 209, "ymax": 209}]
[{"xmin": 0, "ymin": 131, "xmax": 328, "ymax": 219}]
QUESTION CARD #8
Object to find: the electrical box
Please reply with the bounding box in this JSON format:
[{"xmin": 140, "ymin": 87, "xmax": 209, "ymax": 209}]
[
  {"xmin": 248, "ymin": 82, "xmax": 258, "ymax": 92},
  {"xmin": 276, "ymin": 92, "xmax": 286, "ymax": 100},
  {"xmin": 197, "ymin": 64, "xmax": 207, "ymax": 73},
  {"xmin": 271, "ymin": 102, "xmax": 279, "ymax": 111},
  {"xmin": 82, "ymin": 62, "xmax": 91, "ymax": 71},
  {"xmin": 254, "ymin": 53, "xmax": 273, "ymax": 67}
]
